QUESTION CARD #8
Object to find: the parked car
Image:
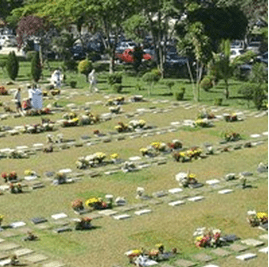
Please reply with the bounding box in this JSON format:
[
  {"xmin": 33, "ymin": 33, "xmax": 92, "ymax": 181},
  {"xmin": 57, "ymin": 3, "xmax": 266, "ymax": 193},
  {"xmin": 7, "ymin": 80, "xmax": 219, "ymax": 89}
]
[
  {"xmin": 256, "ymin": 52, "xmax": 268, "ymax": 65},
  {"xmin": 165, "ymin": 54, "xmax": 188, "ymax": 68},
  {"xmin": 115, "ymin": 48, "xmax": 152, "ymax": 63},
  {"xmin": 71, "ymin": 45, "xmax": 86, "ymax": 60},
  {"xmin": 230, "ymin": 48, "xmax": 245, "ymax": 61},
  {"xmin": 231, "ymin": 40, "xmax": 245, "ymax": 49},
  {"xmin": 116, "ymin": 41, "xmax": 136, "ymax": 51},
  {"xmin": 0, "ymin": 35, "xmax": 17, "ymax": 47},
  {"xmin": 246, "ymin": 41, "xmax": 261, "ymax": 54}
]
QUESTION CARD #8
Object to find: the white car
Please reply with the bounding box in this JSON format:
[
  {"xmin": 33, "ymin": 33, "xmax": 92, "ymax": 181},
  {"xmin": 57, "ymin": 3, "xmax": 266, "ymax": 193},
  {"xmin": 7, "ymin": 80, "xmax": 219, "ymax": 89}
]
[
  {"xmin": 230, "ymin": 48, "xmax": 244, "ymax": 61},
  {"xmin": 0, "ymin": 35, "xmax": 17, "ymax": 47}
]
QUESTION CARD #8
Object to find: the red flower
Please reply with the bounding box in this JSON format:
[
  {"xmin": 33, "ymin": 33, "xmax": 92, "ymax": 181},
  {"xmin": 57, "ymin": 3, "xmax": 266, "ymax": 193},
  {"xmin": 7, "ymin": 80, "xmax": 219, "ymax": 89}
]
[{"xmin": 1, "ymin": 172, "xmax": 7, "ymax": 179}]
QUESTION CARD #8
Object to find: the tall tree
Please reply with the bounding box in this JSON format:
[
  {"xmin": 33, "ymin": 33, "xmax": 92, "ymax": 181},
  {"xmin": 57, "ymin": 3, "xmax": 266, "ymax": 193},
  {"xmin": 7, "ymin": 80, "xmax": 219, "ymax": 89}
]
[
  {"xmin": 31, "ymin": 51, "xmax": 42, "ymax": 82},
  {"xmin": 6, "ymin": 51, "xmax": 19, "ymax": 80}
]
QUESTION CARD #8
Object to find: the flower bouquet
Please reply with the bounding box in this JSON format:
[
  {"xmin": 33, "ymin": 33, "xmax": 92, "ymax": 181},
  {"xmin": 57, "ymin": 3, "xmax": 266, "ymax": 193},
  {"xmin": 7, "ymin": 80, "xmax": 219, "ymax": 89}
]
[
  {"xmin": 71, "ymin": 199, "xmax": 84, "ymax": 211},
  {"xmin": 224, "ymin": 132, "xmax": 241, "ymax": 142},
  {"xmin": 54, "ymin": 172, "xmax": 66, "ymax": 184},
  {"xmin": 195, "ymin": 119, "xmax": 213, "ymax": 128},
  {"xmin": 167, "ymin": 140, "xmax": 183, "ymax": 150},
  {"xmin": 115, "ymin": 122, "xmax": 131, "ymax": 133},
  {"xmin": 150, "ymin": 142, "xmax": 166, "ymax": 152},
  {"xmin": 173, "ymin": 152, "xmax": 188, "ymax": 162},
  {"xmin": 0, "ymin": 86, "xmax": 8, "ymax": 95},
  {"xmin": 110, "ymin": 153, "xmax": 119, "ymax": 162},
  {"xmin": 197, "ymin": 109, "xmax": 215, "ymax": 119},
  {"xmin": 247, "ymin": 212, "xmax": 268, "ymax": 227},
  {"xmin": 224, "ymin": 113, "xmax": 237, "ymax": 122},
  {"xmin": 186, "ymin": 147, "xmax": 202, "ymax": 159},
  {"xmin": 1, "ymin": 172, "xmax": 8, "ymax": 182},
  {"xmin": 40, "ymin": 108, "xmax": 51, "ymax": 114},
  {"xmin": 75, "ymin": 217, "xmax": 92, "ymax": 230}
]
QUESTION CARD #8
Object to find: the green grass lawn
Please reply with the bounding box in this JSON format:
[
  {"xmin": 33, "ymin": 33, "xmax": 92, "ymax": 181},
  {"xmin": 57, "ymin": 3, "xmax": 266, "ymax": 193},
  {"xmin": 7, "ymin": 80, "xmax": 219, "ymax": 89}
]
[{"xmin": 0, "ymin": 58, "xmax": 267, "ymax": 267}]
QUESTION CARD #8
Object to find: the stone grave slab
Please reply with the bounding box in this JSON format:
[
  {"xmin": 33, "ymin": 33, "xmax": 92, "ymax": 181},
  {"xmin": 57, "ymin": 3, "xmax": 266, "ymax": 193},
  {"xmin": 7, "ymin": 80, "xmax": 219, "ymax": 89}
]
[
  {"xmin": 188, "ymin": 183, "xmax": 203, "ymax": 189},
  {"xmin": 0, "ymin": 254, "xmax": 8, "ymax": 260},
  {"xmin": 114, "ymin": 206, "xmax": 135, "ymax": 213},
  {"xmin": 0, "ymin": 258, "xmax": 11, "ymax": 266},
  {"xmin": 258, "ymin": 247, "xmax": 268, "ymax": 253},
  {"xmin": 241, "ymin": 238, "xmax": 264, "ymax": 247},
  {"xmin": 159, "ymin": 264, "xmax": 174, "ymax": 267},
  {"xmin": 43, "ymin": 261, "xmax": 66, "ymax": 267},
  {"xmin": 98, "ymin": 210, "xmax": 118, "ymax": 216},
  {"xmin": 51, "ymin": 213, "xmax": 68, "ymax": 220},
  {"xmin": 229, "ymin": 244, "xmax": 248, "ymax": 252},
  {"xmin": 134, "ymin": 209, "xmax": 152, "ymax": 216},
  {"xmin": 33, "ymin": 143, "xmax": 44, "ymax": 150},
  {"xmin": 168, "ymin": 200, "xmax": 185, "ymax": 207},
  {"xmin": 218, "ymin": 189, "xmax": 233, "ymax": 194},
  {"xmin": 53, "ymin": 227, "xmax": 72, "ymax": 233},
  {"xmin": 0, "ymin": 185, "xmax": 9, "ymax": 191},
  {"xmin": 113, "ymin": 214, "xmax": 131, "ymax": 220},
  {"xmin": 168, "ymin": 188, "xmax": 183, "ymax": 194},
  {"xmin": 129, "ymin": 156, "xmax": 141, "ymax": 161},
  {"xmin": 152, "ymin": 191, "xmax": 168, "ymax": 198},
  {"xmin": 24, "ymin": 175, "xmax": 38, "ymax": 181},
  {"xmin": 211, "ymin": 248, "xmax": 231, "ymax": 257},
  {"xmin": 188, "ymin": 196, "xmax": 204, "ymax": 202},
  {"xmin": 31, "ymin": 217, "xmax": 48, "ymax": 224},
  {"xmin": 58, "ymin": 168, "xmax": 72, "ymax": 174},
  {"xmin": 236, "ymin": 253, "xmax": 257, "ymax": 261},
  {"xmin": 30, "ymin": 182, "xmax": 45, "ymax": 190},
  {"xmin": 0, "ymin": 231, "xmax": 19, "ymax": 238},
  {"xmin": 9, "ymin": 221, "xmax": 26, "ymax": 228},
  {"xmin": 206, "ymin": 180, "xmax": 220, "ymax": 186},
  {"xmin": 148, "ymin": 199, "xmax": 163, "ymax": 205},
  {"xmin": 53, "ymin": 220, "xmax": 70, "ymax": 226},
  {"xmin": 34, "ymin": 223, "xmax": 52, "ymax": 230},
  {"xmin": 0, "ymin": 243, "xmax": 21, "ymax": 251},
  {"xmin": 259, "ymin": 234, "xmax": 268, "ymax": 240},
  {"xmin": 250, "ymin": 134, "xmax": 261, "ymax": 138},
  {"xmin": 14, "ymin": 248, "xmax": 34, "ymax": 257},
  {"xmin": 0, "ymin": 240, "xmax": 4, "ymax": 244},
  {"xmin": 174, "ymin": 259, "xmax": 197, "ymax": 267},
  {"xmin": 24, "ymin": 253, "xmax": 48, "ymax": 263},
  {"xmin": 202, "ymin": 265, "xmax": 219, "ymax": 267},
  {"xmin": 17, "ymin": 227, "xmax": 34, "ymax": 234},
  {"xmin": 193, "ymin": 253, "xmax": 213, "ymax": 262},
  {"xmin": 88, "ymin": 213, "xmax": 103, "ymax": 220},
  {"xmin": 262, "ymin": 132, "xmax": 268, "ymax": 136}
]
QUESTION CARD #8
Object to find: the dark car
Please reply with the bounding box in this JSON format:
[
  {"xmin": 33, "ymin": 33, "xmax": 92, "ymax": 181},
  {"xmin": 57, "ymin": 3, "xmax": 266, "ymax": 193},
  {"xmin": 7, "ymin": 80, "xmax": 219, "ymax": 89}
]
[
  {"xmin": 71, "ymin": 45, "xmax": 86, "ymax": 60},
  {"xmin": 165, "ymin": 54, "xmax": 188, "ymax": 68}
]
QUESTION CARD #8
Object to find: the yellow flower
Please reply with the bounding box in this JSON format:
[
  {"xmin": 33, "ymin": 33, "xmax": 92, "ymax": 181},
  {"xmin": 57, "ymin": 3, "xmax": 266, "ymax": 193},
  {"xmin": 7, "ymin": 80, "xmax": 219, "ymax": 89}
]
[
  {"xmin": 24, "ymin": 169, "xmax": 33, "ymax": 176},
  {"xmin": 85, "ymin": 197, "xmax": 99, "ymax": 206},
  {"xmin": 110, "ymin": 153, "xmax": 119, "ymax": 159},
  {"xmin": 140, "ymin": 148, "xmax": 148, "ymax": 153},
  {"xmin": 189, "ymin": 173, "xmax": 196, "ymax": 179},
  {"xmin": 155, "ymin": 243, "xmax": 163, "ymax": 248},
  {"xmin": 139, "ymin": 119, "xmax": 146, "ymax": 126},
  {"xmin": 179, "ymin": 152, "xmax": 185, "ymax": 157},
  {"xmin": 257, "ymin": 212, "xmax": 268, "ymax": 219},
  {"xmin": 195, "ymin": 236, "xmax": 203, "ymax": 242},
  {"xmin": 71, "ymin": 118, "xmax": 79, "ymax": 123}
]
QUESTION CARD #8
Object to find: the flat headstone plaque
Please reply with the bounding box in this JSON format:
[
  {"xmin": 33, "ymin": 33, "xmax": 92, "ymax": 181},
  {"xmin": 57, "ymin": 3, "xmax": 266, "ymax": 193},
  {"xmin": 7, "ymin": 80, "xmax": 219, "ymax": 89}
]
[
  {"xmin": 152, "ymin": 191, "xmax": 168, "ymax": 198},
  {"xmin": 98, "ymin": 210, "xmax": 118, "ymax": 216},
  {"xmin": 250, "ymin": 134, "xmax": 261, "ymax": 138},
  {"xmin": 24, "ymin": 254, "xmax": 48, "ymax": 263},
  {"xmin": 236, "ymin": 253, "xmax": 257, "ymax": 261},
  {"xmin": 193, "ymin": 253, "xmax": 213, "ymax": 262},
  {"xmin": 34, "ymin": 223, "xmax": 52, "ymax": 230},
  {"xmin": 262, "ymin": 132, "xmax": 268, "ymax": 136},
  {"xmin": 0, "ymin": 231, "xmax": 19, "ymax": 238},
  {"xmin": 202, "ymin": 265, "xmax": 219, "ymax": 267},
  {"xmin": 222, "ymin": 234, "xmax": 239, "ymax": 242},
  {"xmin": 229, "ymin": 244, "xmax": 247, "ymax": 252},
  {"xmin": 0, "ymin": 240, "xmax": 4, "ymax": 244},
  {"xmin": 58, "ymin": 169, "xmax": 72, "ymax": 174},
  {"xmin": 188, "ymin": 196, "xmax": 204, "ymax": 202},
  {"xmin": 0, "ymin": 243, "xmax": 20, "ymax": 251},
  {"xmin": 14, "ymin": 248, "xmax": 34, "ymax": 257},
  {"xmin": 44, "ymin": 171, "xmax": 55, "ymax": 177},
  {"xmin": 259, "ymin": 234, "xmax": 268, "ymax": 240},
  {"xmin": 129, "ymin": 156, "xmax": 141, "ymax": 161},
  {"xmin": 53, "ymin": 227, "xmax": 72, "ymax": 233},
  {"xmin": 168, "ymin": 188, "xmax": 183, "ymax": 194},
  {"xmin": 188, "ymin": 183, "xmax": 203, "ymax": 189},
  {"xmin": 206, "ymin": 180, "xmax": 220, "ymax": 185},
  {"xmin": 51, "ymin": 213, "xmax": 68, "ymax": 220},
  {"xmin": 0, "ymin": 258, "xmax": 11, "ymax": 266},
  {"xmin": 134, "ymin": 209, "xmax": 152, "ymax": 216},
  {"xmin": 241, "ymin": 239, "xmax": 264, "ymax": 247},
  {"xmin": 31, "ymin": 217, "xmax": 48, "ymax": 224},
  {"xmin": 113, "ymin": 214, "xmax": 131, "ymax": 220},
  {"xmin": 43, "ymin": 261, "xmax": 66, "ymax": 267},
  {"xmin": 0, "ymin": 254, "xmax": 8, "ymax": 260},
  {"xmin": 218, "ymin": 189, "xmax": 233, "ymax": 195},
  {"xmin": 211, "ymin": 248, "xmax": 231, "ymax": 257},
  {"xmin": 10, "ymin": 221, "xmax": 26, "ymax": 228},
  {"xmin": 258, "ymin": 247, "xmax": 268, "ymax": 254},
  {"xmin": 174, "ymin": 259, "xmax": 197, "ymax": 267},
  {"xmin": 168, "ymin": 200, "xmax": 185, "ymax": 207}
]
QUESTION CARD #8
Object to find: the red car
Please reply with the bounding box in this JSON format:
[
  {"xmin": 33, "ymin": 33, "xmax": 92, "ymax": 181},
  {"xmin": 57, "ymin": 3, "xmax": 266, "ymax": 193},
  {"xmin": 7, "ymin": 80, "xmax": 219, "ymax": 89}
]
[{"xmin": 115, "ymin": 48, "xmax": 152, "ymax": 63}]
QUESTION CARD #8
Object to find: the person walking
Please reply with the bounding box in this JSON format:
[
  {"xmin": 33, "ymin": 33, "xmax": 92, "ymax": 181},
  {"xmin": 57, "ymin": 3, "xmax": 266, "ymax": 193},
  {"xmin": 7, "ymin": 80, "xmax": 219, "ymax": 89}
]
[{"xmin": 14, "ymin": 88, "xmax": 24, "ymax": 116}]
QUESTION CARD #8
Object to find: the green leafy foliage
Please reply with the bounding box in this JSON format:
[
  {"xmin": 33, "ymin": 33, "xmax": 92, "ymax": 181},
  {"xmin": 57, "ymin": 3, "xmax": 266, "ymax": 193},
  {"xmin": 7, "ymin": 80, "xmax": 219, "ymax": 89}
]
[
  {"xmin": 77, "ymin": 59, "xmax": 92, "ymax": 80},
  {"xmin": 107, "ymin": 72, "xmax": 122, "ymax": 85},
  {"xmin": 31, "ymin": 51, "xmax": 42, "ymax": 82},
  {"xmin": 6, "ymin": 51, "xmax": 19, "ymax": 80}
]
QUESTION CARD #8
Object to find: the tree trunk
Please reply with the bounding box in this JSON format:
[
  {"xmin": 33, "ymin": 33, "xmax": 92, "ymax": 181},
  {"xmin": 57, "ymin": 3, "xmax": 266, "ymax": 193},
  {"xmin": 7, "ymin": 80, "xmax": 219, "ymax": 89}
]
[
  {"xmin": 224, "ymin": 79, "xmax": 229, "ymax": 99},
  {"xmin": 186, "ymin": 59, "xmax": 196, "ymax": 101}
]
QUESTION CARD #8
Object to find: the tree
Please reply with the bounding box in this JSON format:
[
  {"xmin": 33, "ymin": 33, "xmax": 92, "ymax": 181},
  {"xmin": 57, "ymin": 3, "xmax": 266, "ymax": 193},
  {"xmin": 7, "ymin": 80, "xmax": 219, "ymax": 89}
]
[
  {"xmin": 16, "ymin": 15, "xmax": 49, "ymax": 66},
  {"xmin": 78, "ymin": 59, "xmax": 92, "ymax": 81},
  {"xmin": 6, "ymin": 51, "xmax": 19, "ymax": 80},
  {"xmin": 31, "ymin": 51, "xmax": 42, "ymax": 82},
  {"xmin": 142, "ymin": 69, "xmax": 161, "ymax": 96}
]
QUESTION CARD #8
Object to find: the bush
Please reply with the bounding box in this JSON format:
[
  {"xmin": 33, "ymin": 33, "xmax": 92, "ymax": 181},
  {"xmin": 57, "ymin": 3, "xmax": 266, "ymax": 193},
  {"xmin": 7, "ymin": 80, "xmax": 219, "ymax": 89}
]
[
  {"xmin": 63, "ymin": 60, "xmax": 77, "ymax": 72},
  {"xmin": 214, "ymin": 98, "xmax": 223, "ymax": 106},
  {"xmin": 112, "ymin": 83, "xmax": 122, "ymax": 93},
  {"xmin": 174, "ymin": 87, "xmax": 185, "ymax": 101},
  {"xmin": 135, "ymin": 83, "xmax": 144, "ymax": 91},
  {"xmin": 70, "ymin": 81, "xmax": 77, "ymax": 88},
  {"xmin": 78, "ymin": 59, "xmax": 92, "ymax": 81},
  {"xmin": 200, "ymin": 76, "xmax": 213, "ymax": 91},
  {"xmin": 108, "ymin": 72, "xmax": 122, "ymax": 85},
  {"xmin": 253, "ymin": 84, "xmax": 267, "ymax": 110},
  {"xmin": 31, "ymin": 51, "xmax": 42, "ymax": 82},
  {"xmin": 6, "ymin": 51, "xmax": 19, "ymax": 80}
]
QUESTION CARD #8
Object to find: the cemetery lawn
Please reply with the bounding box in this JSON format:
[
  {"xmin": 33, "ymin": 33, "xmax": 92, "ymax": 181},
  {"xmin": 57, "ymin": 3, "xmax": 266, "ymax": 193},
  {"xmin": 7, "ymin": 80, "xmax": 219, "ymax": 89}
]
[{"xmin": 0, "ymin": 67, "xmax": 267, "ymax": 267}]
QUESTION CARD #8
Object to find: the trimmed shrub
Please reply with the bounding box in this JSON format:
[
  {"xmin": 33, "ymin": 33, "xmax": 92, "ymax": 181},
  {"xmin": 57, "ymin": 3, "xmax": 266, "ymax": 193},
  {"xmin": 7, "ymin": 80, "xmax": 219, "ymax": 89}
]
[
  {"xmin": 112, "ymin": 83, "xmax": 122, "ymax": 93},
  {"xmin": 78, "ymin": 59, "xmax": 92, "ymax": 81},
  {"xmin": 108, "ymin": 72, "xmax": 122, "ymax": 85},
  {"xmin": 6, "ymin": 51, "xmax": 19, "ymax": 80},
  {"xmin": 70, "ymin": 81, "xmax": 77, "ymax": 88},
  {"xmin": 31, "ymin": 51, "xmax": 42, "ymax": 82},
  {"xmin": 174, "ymin": 87, "xmax": 185, "ymax": 101},
  {"xmin": 200, "ymin": 76, "xmax": 213, "ymax": 91}
]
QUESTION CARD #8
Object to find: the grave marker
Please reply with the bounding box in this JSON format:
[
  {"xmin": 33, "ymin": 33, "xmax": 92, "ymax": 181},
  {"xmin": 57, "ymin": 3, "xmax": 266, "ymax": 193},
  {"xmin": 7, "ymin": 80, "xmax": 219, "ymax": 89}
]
[
  {"xmin": 24, "ymin": 253, "xmax": 48, "ymax": 263},
  {"xmin": 14, "ymin": 248, "xmax": 34, "ymax": 257},
  {"xmin": 43, "ymin": 261, "xmax": 66, "ymax": 267},
  {"xmin": 236, "ymin": 253, "xmax": 257, "ymax": 261},
  {"xmin": 134, "ymin": 209, "xmax": 152, "ymax": 216},
  {"xmin": 193, "ymin": 253, "xmax": 213, "ymax": 262},
  {"xmin": 113, "ymin": 214, "xmax": 131, "ymax": 220},
  {"xmin": 258, "ymin": 247, "xmax": 268, "ymax": 254},
  {"xmin": 51, "ymin": 213, "xmax": 68, "ymax": 220},
  {"xmin": 168, "ymin": 200, "xmax": 185, "ymax": 207},
  {"xmin": 188, "ymin": 196, "xmax": 204, "ymax": 202},
  {"xmin": 174, "ymin": 259, "xmax": 197, "ymax": 267},
  {"xmin": 241, "ymin": 239, "xmax": 264, "ymax": 247}
]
